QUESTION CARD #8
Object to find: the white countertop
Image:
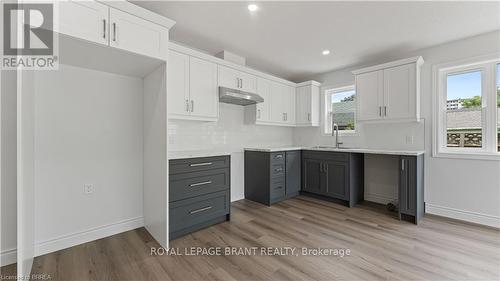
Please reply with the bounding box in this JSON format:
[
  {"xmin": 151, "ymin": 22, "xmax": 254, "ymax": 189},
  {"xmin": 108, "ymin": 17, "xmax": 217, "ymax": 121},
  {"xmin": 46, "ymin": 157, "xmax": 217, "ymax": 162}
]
[
  {"xmin": 244, "ymin": 146, "xmax": 424, "ymax": 156},
  {"xmin": 168, "ymin": 150, "xmax": 233, "ymax": 160}
]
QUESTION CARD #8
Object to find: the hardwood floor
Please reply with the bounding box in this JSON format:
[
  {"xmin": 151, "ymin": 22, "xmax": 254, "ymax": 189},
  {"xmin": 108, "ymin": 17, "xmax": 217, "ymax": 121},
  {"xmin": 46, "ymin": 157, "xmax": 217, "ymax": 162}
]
[{"xmin": 4, "ymin": 196, "xmax": 500, "ymax": 281}]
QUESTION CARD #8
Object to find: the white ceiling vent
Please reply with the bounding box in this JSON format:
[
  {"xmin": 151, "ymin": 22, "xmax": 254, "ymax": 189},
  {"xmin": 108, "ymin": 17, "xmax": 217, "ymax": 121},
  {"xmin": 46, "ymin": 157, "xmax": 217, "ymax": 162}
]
[{"xmin": 215, "ymin": 50, "xmax": 246, "ymax": 66}]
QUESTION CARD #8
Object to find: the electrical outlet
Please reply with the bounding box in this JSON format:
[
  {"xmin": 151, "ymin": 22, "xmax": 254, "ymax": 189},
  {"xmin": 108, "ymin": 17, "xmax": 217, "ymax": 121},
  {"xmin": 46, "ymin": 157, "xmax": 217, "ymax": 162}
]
[
  {"xmin": 84, "ymin": 184, "xmax": 94, "ymax": 194},
  {"xmin": 405, "ymin": 136, "xmax": 414, "ymax": 144}
]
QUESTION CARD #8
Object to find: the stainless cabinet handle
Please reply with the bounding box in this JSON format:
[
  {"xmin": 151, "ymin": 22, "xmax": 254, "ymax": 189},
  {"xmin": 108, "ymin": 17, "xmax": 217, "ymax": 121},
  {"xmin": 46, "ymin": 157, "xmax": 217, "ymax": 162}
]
[
  {"xmin": 401, "ymin": 159, "xmax": 405, "ymax": 171},
  {"xmin": 191, "ymin": 100, "xmax": 194, "ymax": 112},
  {"xmin": 240, "ymin": 78, "xmax": 243, "ymax": 89},
  {"xmin": 112, "ymin": 22, "xmax": 116, "ymax": 42},
  {"xmin": 379, "ymin": 106, "xmax": 382, "ymax": 117},
  {"xmin": 257, "ymin": 109, "xmax": 261, "ymax": 119},
  {"xmin": 185, "ymin": 99, "xmax": 190, "ymax": 112},
  {"xmin": 103, "ymin": 19, "xmax": 106, "ymax": 39},
  {"xmin": 189, "ymin": 181, "xmax": 212, "ymax": 187},
  {"xmin": 285, "ymin": 113, "xmax": 288, "ymax": 121},
  {"xmin": 189, "ymin": 162, "xmax": 212, "ymax": 167},
  {"xmin": 275, "ymin": 168, "xmax": 283, "ymax": 172},
  {"xmin": 275, "ymin": 154, "xmax": 283, "ymax": 159},
  {"xmin": 189, "ymin": 206, "xmax": 212, "ymax": 214},
  {"xmin": 384, "ymin": 106, "xmax": 387, "ymax": 117}
]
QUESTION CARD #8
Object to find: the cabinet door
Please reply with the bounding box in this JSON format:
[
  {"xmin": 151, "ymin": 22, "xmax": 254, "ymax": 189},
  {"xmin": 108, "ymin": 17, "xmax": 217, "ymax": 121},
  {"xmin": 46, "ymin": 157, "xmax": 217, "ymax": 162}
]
[
  {"xmin": 239, "ymin": 72, "xmax": 257, "ymax": 93},
  {"xmin": 295, "ymin": 86, "xmax": 309, "ymax": 125},
  {"xmin": 167, "ymin": 51, "xmax": 190, "ymax": 117},
  {"xmin": 189, "ymin": 57, "xmax": 218, "ymax": 119},
  {"xmin": 399, "ymin": 156, "xmax": 416, "ymax": 216},
  {"xmin": 109, "ymin": 8, "xmax": 168, "ymax": 59},
  {"xmin": 324, "ymin": 161, "xmax": 349, "ymax": 200},
  {"xmin": 356, "ymin": 70, "xmax": 383, "ymax": 121},
  {"xmin": 256, "ymin": 78, "xmax": 271, "ymax": 122},
  {"xmin": 218, "ymin": 65, "xmax": 239, "ymax": 89},
  {"xmin": 384, "ymin": 64, "xmax": 416, "ymax": 120},
  {"xmin": 285, "ymin": 151, "xmax": 301, "ymax": 196},
  {"xmin": 269, "ymin": 81, "xmax": 285, "ymax": 123},
  {"xmin": 286, "ymin": 86, "xmax": 296, "ymax": 125},
  {"xmin": 58, "ymin": 0, "xmax": 109, "ymax": 45},
  {"xmin": 302, "ymin": 159, "xmax": 322, "ymax": 194}
]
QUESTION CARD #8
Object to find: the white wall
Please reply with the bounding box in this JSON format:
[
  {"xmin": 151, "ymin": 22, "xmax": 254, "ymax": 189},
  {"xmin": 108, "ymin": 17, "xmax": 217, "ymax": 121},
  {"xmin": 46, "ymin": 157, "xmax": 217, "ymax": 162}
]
[
  {"xmin": 33, "ymin": 65, "xmax": 145, "ymax": 255},
  {"xmin": 1, "ymin": 71, "xmax": 17, "ymax": 266},
  {"xmin": 296, "ymin": 31, "xmax": 500, "ymax": 226},
  {"xmin": 169, "ymin": 103, "xmax": 294, "ymax": 201}
]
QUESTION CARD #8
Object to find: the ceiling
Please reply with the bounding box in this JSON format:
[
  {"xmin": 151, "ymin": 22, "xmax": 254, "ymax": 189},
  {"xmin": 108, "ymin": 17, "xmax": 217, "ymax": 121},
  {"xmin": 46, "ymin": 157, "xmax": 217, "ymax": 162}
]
[{"xmin": 133, "ymin": 1, "xmax": 500, "ymax": 82}]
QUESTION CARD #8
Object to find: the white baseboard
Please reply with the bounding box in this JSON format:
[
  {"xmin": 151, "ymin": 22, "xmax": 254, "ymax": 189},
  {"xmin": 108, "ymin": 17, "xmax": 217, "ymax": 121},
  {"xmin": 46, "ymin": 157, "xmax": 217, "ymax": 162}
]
[
  {"xmin": 0, "ymin": 248, "xmax": 17, "ymax": 267},
  {"xmin": 426, "ymin": 204, "xmax": 500, "ymax": 228},
  {"xmin": 364, "ymin": 193, "xmax": 397, "ymax": 205},
  {"xmin": 35, "ymin": 216, "xmax": 144, "ymax": 257}
]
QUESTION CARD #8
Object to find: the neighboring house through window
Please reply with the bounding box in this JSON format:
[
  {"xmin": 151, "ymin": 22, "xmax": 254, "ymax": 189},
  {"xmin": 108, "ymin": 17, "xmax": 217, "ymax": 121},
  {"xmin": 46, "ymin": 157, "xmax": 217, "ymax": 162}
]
[
  {"xmin": 324, "ymin": 85, "xmax": 356, "ymax": 135},
  {"xmin": 433, "ymin": 55, "xmax": 499, "ymax": 159}
]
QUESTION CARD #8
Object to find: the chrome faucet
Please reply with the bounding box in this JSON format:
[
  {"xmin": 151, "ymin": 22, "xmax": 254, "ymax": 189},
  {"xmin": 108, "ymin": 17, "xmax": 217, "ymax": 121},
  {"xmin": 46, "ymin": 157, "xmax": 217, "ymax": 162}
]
[{"xmin": 331, "ymin": 114, "xmax": 343, "ymax": 148}]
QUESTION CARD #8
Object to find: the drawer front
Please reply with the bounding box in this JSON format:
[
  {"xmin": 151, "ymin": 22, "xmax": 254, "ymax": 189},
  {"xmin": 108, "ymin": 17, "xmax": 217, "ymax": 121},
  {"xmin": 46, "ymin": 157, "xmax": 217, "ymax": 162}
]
[
  {"xmin": 170, "ymin": 156, "xmax": 230, "ymax": 174},
  {"xmin": 270, "ymin": 152, "xmax": 285, "ymax": 164},
  {"xmin": 302, "ymin": 150, "xmax": 349, "ymax": 162},
  {"xmin": 270, "ymin": 181, "xmax": 285, "ymax": 200},
  {"xmin": 170, "ymin": 190, "xmax": 229, "ymax": 233},
  {"xmin": 170, "ymin": 168, "xmax": 229, "ymax": 202},
  {"xmin": 271, "ymin": 163, "xmax": 285, "ymax": 178}
]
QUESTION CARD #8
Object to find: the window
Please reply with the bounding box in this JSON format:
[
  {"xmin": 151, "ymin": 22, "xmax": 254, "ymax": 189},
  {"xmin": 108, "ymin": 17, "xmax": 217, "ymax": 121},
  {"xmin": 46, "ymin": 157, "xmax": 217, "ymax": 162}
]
[
  {"xmin": 324, "ymin": 85, "xmax": 356, "ymax": 134},
  {"xmin": 434, "ymin": 55, "xmax": 500, "ymax": 159}
]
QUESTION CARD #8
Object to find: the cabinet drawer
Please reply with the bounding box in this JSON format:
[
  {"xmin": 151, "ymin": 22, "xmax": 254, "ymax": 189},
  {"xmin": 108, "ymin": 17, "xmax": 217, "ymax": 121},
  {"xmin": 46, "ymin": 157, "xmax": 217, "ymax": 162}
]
[
  {"xmin": 170, "ymin": 168, "xmax": 229, "ymax": 202},
  {"xmin": 271, "ymin": 163, "xmax": 285, "ymax": 178},
  {"xmin": 270, "ymin": 152, "xmax": 285, "ymax": 163},
  {"xmin": 170, "ymin": 156, "xmax": 230, "ymax": 174},
  {"xmin": 170, "ymin": 190, "xmax": 229, "ymax": 233},
  {"xmin": 302, "ymin": 150, "xmax": 349, "ymax": 162},
  {"xmin": 270, "ymin": 181, "xmax": 285, "ymax": 200}
]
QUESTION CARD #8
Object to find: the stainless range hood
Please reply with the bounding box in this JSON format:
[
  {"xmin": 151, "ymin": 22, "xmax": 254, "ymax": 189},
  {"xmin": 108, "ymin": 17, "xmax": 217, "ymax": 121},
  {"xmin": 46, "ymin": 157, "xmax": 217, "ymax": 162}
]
[{"xmin": 219, "ymin": 87, "xmax": 264, "ymax": 106}]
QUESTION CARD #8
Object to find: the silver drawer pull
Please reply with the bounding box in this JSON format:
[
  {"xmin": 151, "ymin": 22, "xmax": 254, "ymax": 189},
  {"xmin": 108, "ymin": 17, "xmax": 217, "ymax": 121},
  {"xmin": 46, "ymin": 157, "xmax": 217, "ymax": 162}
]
[
  {"xmin": 189, "ymin": 181, "xmax": 212, "ymax": 187},
  {"xmin": 189, "ymin": 206, "xmax": 212, "ymax": 214},
  {"xmin": 275, "ymin": 168, "xmax": 283, "ymax": 172},
  {"xmin": 275, "ymin": 155, "xmax": 283, "ymax": 159},
  {"xmin": 189, "ymin": 162, "xmax": 213, "ymax": 167}
]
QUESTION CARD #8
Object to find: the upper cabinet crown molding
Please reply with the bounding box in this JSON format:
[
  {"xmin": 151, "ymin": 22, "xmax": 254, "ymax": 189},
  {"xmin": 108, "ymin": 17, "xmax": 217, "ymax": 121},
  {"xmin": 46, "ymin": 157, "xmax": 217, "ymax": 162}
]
[
  {"xmin": 352, "ymin": 56, "xmax": 424, "ymax": 75},
  {"xmin": 354, "ymin": 56, "xmax": 424, "ymax": 122}
]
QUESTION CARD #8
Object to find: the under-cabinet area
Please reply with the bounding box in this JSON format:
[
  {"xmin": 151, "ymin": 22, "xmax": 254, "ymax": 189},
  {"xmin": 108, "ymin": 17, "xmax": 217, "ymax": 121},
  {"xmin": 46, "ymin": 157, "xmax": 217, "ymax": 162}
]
[{"xmin": 244, "ymin": 148, "xmax": 424, "ymax": 224}]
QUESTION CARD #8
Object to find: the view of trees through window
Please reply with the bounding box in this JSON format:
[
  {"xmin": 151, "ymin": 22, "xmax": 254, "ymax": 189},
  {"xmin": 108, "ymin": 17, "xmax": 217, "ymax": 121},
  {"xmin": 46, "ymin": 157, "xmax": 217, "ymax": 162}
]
[{"xmin": 330, "ymin": 89, "xmax": 356, "ymax": 131}]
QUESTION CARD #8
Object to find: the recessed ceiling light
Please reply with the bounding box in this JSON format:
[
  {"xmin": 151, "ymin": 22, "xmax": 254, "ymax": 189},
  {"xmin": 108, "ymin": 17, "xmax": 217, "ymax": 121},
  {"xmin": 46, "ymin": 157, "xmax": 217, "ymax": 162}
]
[
  {"xmin": 248, "ymin": 4, "xmax": 258, "ymax": 12},
  {"xmin": 322, "ymin": 50, "xmax": 331, "ymax": 55}
]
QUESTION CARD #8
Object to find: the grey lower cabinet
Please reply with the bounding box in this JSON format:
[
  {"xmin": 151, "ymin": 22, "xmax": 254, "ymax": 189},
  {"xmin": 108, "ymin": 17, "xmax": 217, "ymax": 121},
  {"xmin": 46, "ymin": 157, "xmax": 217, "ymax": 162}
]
[
  {"xmin": 302, "ymin": 150, "xmax": 364, "ymax": 207},
  {"xmin": 399, "ymin": 155, "xmax": 424, "ymax": 224},
  {"xmin": 169, "ymin": 155, "xmax": 230, "ymax": 240},
  {"xmin": 245, "ymin": 150, "xmax": 301, "ymax": 205}
]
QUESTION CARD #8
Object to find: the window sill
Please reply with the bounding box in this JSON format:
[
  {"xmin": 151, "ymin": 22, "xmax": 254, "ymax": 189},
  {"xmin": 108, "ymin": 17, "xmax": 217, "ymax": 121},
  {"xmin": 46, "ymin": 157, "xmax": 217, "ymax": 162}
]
[{"xmin": 432, "ymin": 150, "xmax": 500, "ymax": 161}]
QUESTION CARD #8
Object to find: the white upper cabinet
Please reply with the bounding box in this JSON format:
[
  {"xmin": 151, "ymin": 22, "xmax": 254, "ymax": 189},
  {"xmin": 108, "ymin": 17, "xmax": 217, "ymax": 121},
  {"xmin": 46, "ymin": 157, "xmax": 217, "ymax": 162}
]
[
  {"xmin": 167, "ymin": 51, "xmax": 190, "ymax": 117},
  {"xmin": 255, "ymin": 78, "xmax": 271, "ymax": 122},
  {"xmin": 57, "ymin": 1, "xmax": 172, "ymax": 59},
  {"xmin": 218, "ymin": 65, "xmax": 257, "ymax": 93},
  {"xmin": 109, "ymin": 8, "xmax": 168, "ymax": 59},
  {"xmin": 285, "ymin": 85, "xmax": 296, "ymax": 125},
  {"xmin": 58, "ymin": 0, "xmax": 109, "ymax": 45},
  {"xmin": 189, "ymin": 57, "xmax": 218, "ymax": 119},
  {"xmin": 353, "ymin": 56, "xmax": 423, "ymax": 122},
  {"xmin": 383, "ymin": 64, "xmax": 417, "ymax": 120},
  {"xmin": 167, "ymin": 50, "xmax": 218, "ymax": 121},
  {"xmin": 295, "ymin": 81, "xmax": 321, "ymax": 126},
  {"xmin": 356, "ymin": 70, "xmax": 384, "ymax": 121}
]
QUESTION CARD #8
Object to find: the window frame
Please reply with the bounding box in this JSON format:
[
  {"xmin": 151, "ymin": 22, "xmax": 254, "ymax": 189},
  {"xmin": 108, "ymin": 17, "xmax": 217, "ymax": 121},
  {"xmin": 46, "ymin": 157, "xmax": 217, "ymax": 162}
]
[
  {"xmin": 322, "ymin": 85, "xmax": 358, "ymax": 136},
  {"xmin": 432, "ymin": 53, "xmax": 500, "ymax": 160}
]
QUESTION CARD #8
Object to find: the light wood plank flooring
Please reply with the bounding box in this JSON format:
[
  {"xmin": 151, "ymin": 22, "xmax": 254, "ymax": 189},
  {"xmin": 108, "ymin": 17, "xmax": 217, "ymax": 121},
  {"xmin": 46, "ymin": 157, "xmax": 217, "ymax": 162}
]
[{"xmin": 3, "ymin": 196, "xmax": 500, "ymax": 281}]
